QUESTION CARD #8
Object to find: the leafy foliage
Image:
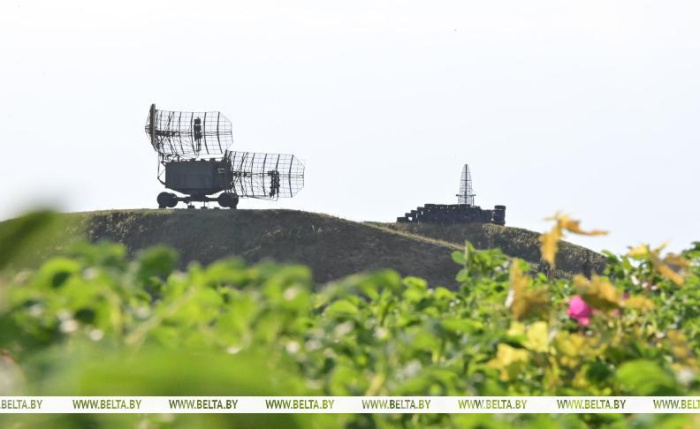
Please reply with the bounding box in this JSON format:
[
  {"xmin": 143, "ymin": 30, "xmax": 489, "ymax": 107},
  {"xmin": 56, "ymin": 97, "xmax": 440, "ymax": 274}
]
[
  {"xmin": 539, "ymin": 212, "xmax": 607, "ymax": 269},
  {"xmin": 0, "ymin": 212, "xmax": 699, "ymax": 428}
]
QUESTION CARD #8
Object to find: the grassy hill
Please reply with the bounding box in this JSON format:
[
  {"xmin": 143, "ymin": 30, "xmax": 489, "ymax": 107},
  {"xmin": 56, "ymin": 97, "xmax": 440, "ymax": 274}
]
[
  {"xmin": 372, "ymin": 221, "xmax": 607, "ymax": 277},
  {"xmin": 72, "ymin": 209, "xmax": 463, "ymax": 287},
  {"xmin": 0, "ymin": 209, "xmax": 606, "ymax": 288}
]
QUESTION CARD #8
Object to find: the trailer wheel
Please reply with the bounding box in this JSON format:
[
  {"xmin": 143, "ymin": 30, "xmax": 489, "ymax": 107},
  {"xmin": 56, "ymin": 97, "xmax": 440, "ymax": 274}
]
[
  {"xmin": 218, "ymin": 193, "xmax": 239, "ymax": 209},
  {"xmin": 157, "ymin": 192, "xmax": 177, "ymax": 209}
]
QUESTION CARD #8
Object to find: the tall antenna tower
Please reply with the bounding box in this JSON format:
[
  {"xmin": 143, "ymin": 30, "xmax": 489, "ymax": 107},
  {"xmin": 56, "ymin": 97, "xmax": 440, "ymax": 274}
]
[
  {"xmin": 456, "ymin": 164, "xmax": 476, "ymax": 205},
  {"xmin": 397, "ymin": 163, "xmax": 505, "ymax": 225}
]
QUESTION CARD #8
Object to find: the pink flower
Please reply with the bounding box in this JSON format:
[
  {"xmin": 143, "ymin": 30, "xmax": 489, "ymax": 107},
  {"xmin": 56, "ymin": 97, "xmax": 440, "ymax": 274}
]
[{"xmin": 567, "ymin": 296, "xmax": 593, "ymax": 326}]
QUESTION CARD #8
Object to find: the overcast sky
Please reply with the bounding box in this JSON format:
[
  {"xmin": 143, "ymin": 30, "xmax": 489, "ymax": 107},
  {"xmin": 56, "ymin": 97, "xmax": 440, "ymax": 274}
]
[{"xmin": 1, "ymin": 0, "xmax": 698, "ymax": 254}]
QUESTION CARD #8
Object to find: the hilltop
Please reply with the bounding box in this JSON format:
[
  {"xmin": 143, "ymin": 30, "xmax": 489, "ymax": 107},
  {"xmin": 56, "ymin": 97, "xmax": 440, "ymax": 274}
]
[
  {"xmin": 1, "ymin": 209, "xmax": 606, "ymax": 288},
  {"xmin": 72, "ymin": 209, "xmax": 462, "ymax": 287},
  {"xmin": 373, "ymin": 221, "xmax": 606, "ymax": 277}
]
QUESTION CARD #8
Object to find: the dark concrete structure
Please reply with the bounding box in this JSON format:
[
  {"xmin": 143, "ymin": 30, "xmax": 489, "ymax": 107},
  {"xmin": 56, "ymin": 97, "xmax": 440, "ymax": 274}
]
[
  {"xmin": 396, "ymin": 164, "xmax": 506, "ymax": 226},
  {"xmin": 397, "ymin": 203, "xmax": 506, "ymax": 226}
]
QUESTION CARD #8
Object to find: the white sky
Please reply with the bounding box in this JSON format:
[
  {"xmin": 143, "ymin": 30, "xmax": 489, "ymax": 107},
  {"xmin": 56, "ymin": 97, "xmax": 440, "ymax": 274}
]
[{"xmin": 1, "ymin": 0, "xmax": 698, "ymax": 254}]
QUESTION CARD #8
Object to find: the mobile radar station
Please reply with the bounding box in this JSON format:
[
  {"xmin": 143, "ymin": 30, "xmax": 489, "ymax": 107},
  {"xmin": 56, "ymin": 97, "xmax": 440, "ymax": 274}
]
[{"xmin": 145, "ymin": 104, "xmax": 305, "ymax": 209}]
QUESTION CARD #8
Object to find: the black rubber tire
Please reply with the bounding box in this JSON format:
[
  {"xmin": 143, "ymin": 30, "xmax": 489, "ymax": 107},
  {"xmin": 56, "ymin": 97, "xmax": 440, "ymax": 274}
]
[
  {"xmin": 217, "ymin": 193, "xmax": 231, "ymax": 208},
  {"xmin": 217, "ymin": 193, "xmax": 240, "ymax": 209},
  {"xmin": 157, "ymin": 192, "xmax": 177, "ymax": 209}
]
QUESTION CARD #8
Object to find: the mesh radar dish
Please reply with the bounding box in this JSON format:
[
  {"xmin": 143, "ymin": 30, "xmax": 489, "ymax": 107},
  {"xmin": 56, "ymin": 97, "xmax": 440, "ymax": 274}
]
[
  {"xmin": 456, "ymin": 164, "xmax": 476, "ymax": 205},
  {"xmin": 145, "ymin": 104, "xmax": 305, "ymax": 209},
  {"xmin": 227, "ymin": 151, "xmax": 305, "ymax": 199},
  {"xmin": 145, "ymin": 104, "xmax": 233, "ymax": 158}
]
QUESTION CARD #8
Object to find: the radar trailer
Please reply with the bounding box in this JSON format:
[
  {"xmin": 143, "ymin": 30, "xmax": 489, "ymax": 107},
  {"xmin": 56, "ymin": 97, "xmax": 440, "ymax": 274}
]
[{"xmin": 145, "ymin": 104, "xmax": 305, "ymax": 209}]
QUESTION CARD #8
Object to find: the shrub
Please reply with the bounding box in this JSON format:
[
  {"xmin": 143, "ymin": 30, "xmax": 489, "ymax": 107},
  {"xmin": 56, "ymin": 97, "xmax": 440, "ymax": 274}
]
[{"xmin": 0, "ymin": 212, "xmax": 698, "ymax": 427}]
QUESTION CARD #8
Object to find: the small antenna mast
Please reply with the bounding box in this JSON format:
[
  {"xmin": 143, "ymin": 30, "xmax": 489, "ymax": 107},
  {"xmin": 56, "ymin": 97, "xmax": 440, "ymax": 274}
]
[{"xmin": 456, "ymin": 164, "xmax": 476, "ymax": 205}]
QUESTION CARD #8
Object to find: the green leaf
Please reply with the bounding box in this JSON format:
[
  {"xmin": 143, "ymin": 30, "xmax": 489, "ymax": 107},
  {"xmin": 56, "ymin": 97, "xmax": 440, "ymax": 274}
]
[
  {"xmin": 135, "ymin": 246, "xmax": 178, "ymax": 282},
  {"xmin": 0, "ymin": 210, "xmax": 61, "ymax": 269},
  {"xmin": 451, "ymin": 251, "xmax": 466, "ymax": 265},
  {"xmin": 616, "ymin": 360, "xmax": 679, "ymax": 395},
  {"xmin": 324, "ymin": 300, "xmax": 359, "ymax": 319}
]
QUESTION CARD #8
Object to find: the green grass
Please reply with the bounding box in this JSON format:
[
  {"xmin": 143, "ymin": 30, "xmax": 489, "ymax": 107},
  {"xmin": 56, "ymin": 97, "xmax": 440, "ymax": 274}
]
[
  {"xmin": 371, "ymin": 221, "xmax": 606, "ymax": 277},
  {"xmin": 35, "ymin": 209, "xmax": 462, "ymax": 288},
  {"xmin": 0, "ymin": 209, "xmax": 603, "ymax": 288}
]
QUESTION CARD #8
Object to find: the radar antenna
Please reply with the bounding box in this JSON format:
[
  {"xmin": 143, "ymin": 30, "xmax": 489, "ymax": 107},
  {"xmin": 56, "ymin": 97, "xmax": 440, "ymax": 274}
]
[
  {"xmin": 227, "ymin": 151, "xmax": 305, "ymax": 200},
  {"xmin": 145, "ymin": 104, "xmax": 305, "ymax": 209},
  {"xmin": 145, "ymin": 104, "xmax": 233, "ymax": 159}
]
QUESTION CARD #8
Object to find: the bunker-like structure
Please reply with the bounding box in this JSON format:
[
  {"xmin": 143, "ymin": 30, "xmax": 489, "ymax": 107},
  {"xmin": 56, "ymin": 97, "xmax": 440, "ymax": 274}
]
[
  {"xmin": 397, "ymin": 165, "xmax": 506, "ymax": 226},
  {"xmin": 397, "ymin": 203, "xmax": 505, "ymax": 225}
]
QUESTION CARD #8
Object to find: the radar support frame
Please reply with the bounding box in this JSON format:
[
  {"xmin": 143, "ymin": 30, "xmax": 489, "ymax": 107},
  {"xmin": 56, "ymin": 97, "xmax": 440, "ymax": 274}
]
[{"xmin": 145, "ymin": 104, "xmax": 304, "ymax": 209}]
